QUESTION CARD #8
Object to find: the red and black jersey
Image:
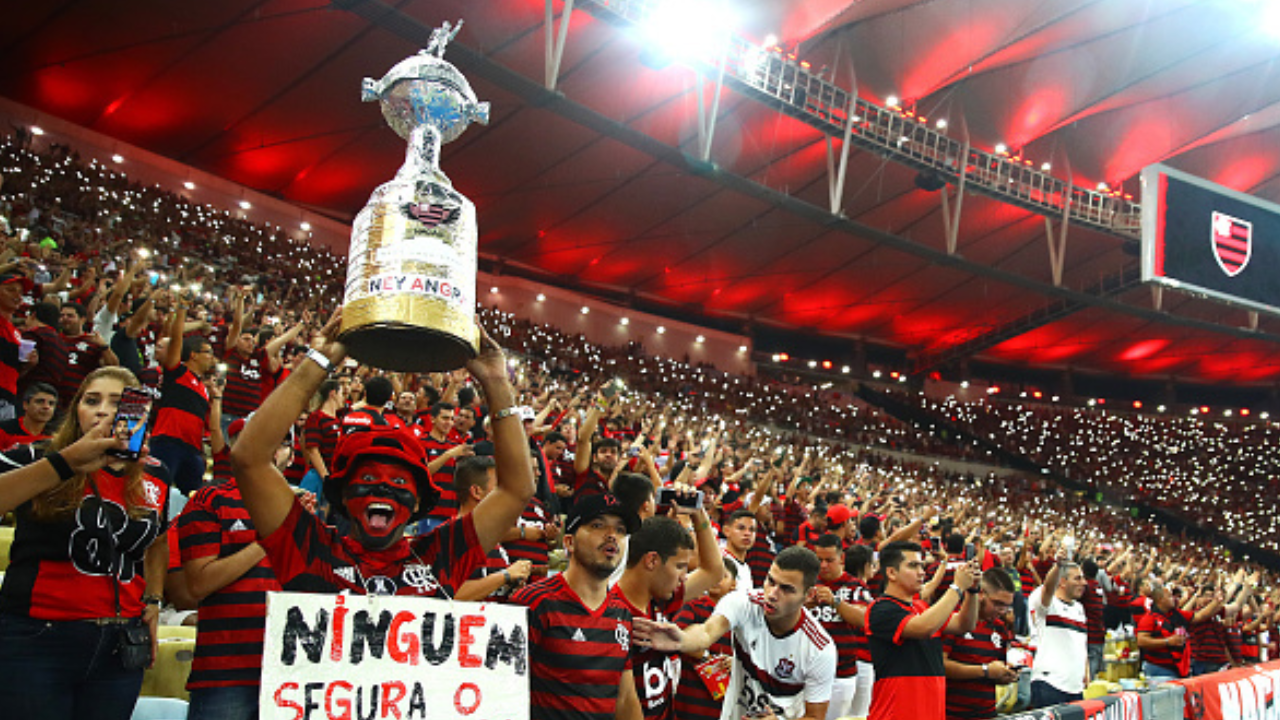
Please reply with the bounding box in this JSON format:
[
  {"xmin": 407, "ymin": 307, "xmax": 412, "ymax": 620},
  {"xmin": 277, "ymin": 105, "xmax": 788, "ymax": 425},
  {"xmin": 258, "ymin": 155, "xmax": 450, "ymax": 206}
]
[
  {"xmin": 1239, "ymin": 621, "xmax": 1260, "ymax": 663},
  {"xmin": 210, "ymin": 446, "xmax": 232, "ymax": 484},
  {"xmin": 178, "ymin": 480, "xmax": 282, "ymax": 688},
  {"xmin": 302, "ymin": 410, "xmax": 340, "ymax": 475},
  {"xmin": 546, "ymin": 456, "xmax": 574, "ymax": 491},
  {"xmin": 0, "ymin": 448, "xmax": 169, "ymax": 621},
  {"xmin": 511, "ymin": 574, "xmax": 634, "ymax": 720},
  {"xmin": 0, "ymin": 417, "xmax": 49, "ymax": 450},
  {"xmin": 867, "ymin": 595, "xmax": 946, "ymax": 720},
  {"xmin": 465, "ymin": 545, "xmax": 514, "ymax": 600},
  {"xmin": 20, "ymin": 324, "xmax": 67, "ymax": 398},
  {"xmin": 153, "ymin": 362, "xmax": 210, "ymax": 448},
  {"xmin": 1190, "ymin": 612, "xmax": 1231, "ymax": 665},
  {"xmin": 259, "ymin": 498, "xmax": 483, "ymax": 596},
  {"xmin": 419, "ymin": 434, "xmax": 459, "ymax": 523},
  {"xmin": 574, "ymin": 468, "xmax": 610, "ymax": 499},
  {"xmin": 610, "ymin": 583, "xmax": 685, "ymax": 720},
  {"xmin": 746, "ymin": 531, "xmax": 776, "ymax": 589},
  {"xmin": 814, "ymin": 572, "xmax": 869, "ymax": 678},
  {"xmin": 943, "ymin": 617, "xmax": 1012, "ymax": 720},
  {"xmin": 673, "ymin": 595, "xmax": 733, "ymax": 720},
  {"xmin": 1137, "ymin": 607, "xmax": 1192, "ymax": 677},
  {"xmin": 778, "ymin": 499, "xmax": 807, "ymax": 543},
  {"xmin": 1017, "ymin": 566, "xmax": 1039, "ymax": 595},
  {"xmin": 503, "ymin": 495, "xmax": 554, "ymax": 565},
  {"xmin": 60, "ymin": 334, "xmax": 107, "ymax": 403},
  {"xmin": 796, "ymin": 521, "xmax": 822, "ymax": 549},
  {"xmin": 1082, "ymin": 579, "xmax": 1106, "ymax": 645},
  {"xmin": 847, "ymin": 577, "xmax": 875, "ymax": 663},
  {"xmin": 221, "ymin": 347, "xmax": 270, "ymax": 418},
  {"xmin": 0, "ymin": 313, "xmax": 22, "ymax": 404},
  {"xmin": 283, "ymin": 432, "xmax": 307, "ymax": 486},
  {"xmin": 339, "ymin": 406, "xmax": 389, "ymax": 435}
]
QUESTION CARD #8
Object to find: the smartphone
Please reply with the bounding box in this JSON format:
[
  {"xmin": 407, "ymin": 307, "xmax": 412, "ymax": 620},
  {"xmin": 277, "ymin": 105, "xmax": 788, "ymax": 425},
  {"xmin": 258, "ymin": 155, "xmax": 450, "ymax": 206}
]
[
  {"xmin": 601, "ymin": 378, "xmax": 625, "ymax": 400},
  {"xmin": 657, "ymin": 487, "xmax": 704, "ymax": 511},
  {"xmin": 107, "ymin": 386, "xmax": 160, "ymax": 460}
]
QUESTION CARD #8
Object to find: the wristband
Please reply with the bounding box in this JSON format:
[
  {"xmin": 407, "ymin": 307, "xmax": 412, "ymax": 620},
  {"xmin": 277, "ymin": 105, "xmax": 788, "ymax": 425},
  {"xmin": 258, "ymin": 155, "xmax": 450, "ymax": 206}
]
[
  {"xmin": 304, "ymin": 348, "xmax": 333, "ymax": 373},
  {"xmin": 46, "ymin": 451, "xmax": 74, "ymax": 481},
  {"xmin": 982, "ymin": 663, "xmax": 989, "ymax": 679},
  {"xmin": 503, "ymin": 569, "xmax": 513, "ymax": 586},
  {"xmin": 950, "ymin": 584, "xmax": 964, "ymax": 598},
  {"xmin": 142, "ymin": 594, "xmax": 163, "ymax": 606},
  {"xmin": 491, "ymin": 406, "xmax": 519, "ymax": 422}
]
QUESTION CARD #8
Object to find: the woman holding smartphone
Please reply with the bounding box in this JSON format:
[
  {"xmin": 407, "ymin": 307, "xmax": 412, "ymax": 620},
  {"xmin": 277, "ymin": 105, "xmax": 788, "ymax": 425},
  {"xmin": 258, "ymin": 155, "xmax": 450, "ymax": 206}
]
[{"xmin": 0, "ymin": 366, "xmax": 170, "ymax": 720}]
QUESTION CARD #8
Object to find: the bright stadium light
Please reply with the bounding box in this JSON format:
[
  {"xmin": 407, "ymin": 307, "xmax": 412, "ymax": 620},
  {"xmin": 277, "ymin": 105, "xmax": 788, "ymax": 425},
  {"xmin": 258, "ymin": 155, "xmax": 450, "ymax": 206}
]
[{"xmin": 639, "ymin": 0, "xmax": 740, "ymax": 65}]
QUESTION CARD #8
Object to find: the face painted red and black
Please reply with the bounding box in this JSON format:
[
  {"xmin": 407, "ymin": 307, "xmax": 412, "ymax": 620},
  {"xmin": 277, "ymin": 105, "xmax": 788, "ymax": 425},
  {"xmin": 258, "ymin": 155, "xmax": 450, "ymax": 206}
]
[{"xmin": 343, "ymin": 460, "xmax": 420, "ymax": 547}]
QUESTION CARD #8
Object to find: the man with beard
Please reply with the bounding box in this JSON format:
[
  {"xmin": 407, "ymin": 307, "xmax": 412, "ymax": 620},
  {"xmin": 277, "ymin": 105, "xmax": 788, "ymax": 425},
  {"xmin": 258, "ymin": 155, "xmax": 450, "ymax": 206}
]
[
  {"xmin": 612, "ymin": 511, "xmax": 724, "ymax": 720},
  {"xmin": 512, "ymin": 493, "xmax": 643, "ymax": 720},
  {"xmin": 943, "ymin": 569, "xmax": 1020, "ymax": 720},
  {"xmin": 231, "ymin": 310, "xmax": 533, "ymax": 598},
  {"xmin": 633, "ymin": 546, "xmax": 838, "ymax": 720}
]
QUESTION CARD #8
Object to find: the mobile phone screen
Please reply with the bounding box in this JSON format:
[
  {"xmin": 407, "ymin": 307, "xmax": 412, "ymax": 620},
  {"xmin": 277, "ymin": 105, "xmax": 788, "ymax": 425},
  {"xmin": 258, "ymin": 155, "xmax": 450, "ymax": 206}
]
[{"xmin": 107, "ymin": 387, "xmax": 159, "ymax": 461}]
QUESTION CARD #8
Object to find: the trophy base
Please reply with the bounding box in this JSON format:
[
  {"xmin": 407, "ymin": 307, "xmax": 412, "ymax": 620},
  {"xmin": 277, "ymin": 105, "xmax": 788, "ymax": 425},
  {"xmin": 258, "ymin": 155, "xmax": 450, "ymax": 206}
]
[{"xmin": 341, "ymin": 323, "xmax": 477, "ymax": 373}]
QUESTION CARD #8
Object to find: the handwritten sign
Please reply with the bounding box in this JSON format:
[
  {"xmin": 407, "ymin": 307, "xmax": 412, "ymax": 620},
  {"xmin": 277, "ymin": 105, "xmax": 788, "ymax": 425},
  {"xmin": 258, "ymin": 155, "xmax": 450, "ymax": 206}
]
[{"xmin": 260, "ymin": 591, "xmax": 529, "ymax": 720}]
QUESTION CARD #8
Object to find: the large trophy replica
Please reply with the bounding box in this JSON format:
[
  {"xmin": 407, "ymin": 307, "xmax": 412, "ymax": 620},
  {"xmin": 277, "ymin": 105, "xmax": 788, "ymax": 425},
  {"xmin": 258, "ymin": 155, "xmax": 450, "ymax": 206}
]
[{"xmin": 339, "ymin": 20, "xmax": 489, "ymax": 371}]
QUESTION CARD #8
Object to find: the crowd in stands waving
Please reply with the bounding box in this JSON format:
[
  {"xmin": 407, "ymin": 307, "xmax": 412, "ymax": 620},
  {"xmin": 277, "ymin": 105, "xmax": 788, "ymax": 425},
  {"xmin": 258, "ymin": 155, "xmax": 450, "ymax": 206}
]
[{"xmin": 1, "ymin": 132, "xmax": 1279, "ymax": 720}]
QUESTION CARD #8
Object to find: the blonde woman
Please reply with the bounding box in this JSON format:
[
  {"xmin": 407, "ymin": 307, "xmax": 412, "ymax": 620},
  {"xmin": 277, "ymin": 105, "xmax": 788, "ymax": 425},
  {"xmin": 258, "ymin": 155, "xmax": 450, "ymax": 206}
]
[{"xmin": 0, "ymin": 366, "xmax": 170, "ymax": 720}]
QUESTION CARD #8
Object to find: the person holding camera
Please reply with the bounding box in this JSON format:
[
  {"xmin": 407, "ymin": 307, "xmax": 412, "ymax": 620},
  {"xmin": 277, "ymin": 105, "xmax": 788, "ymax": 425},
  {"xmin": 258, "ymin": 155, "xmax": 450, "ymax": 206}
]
[
  {"xmin": 943, "ymin": 569, "xmax": 1020, "ymax": 720},
  {"xmin": 0, "ymin": 366, "xmax": 170, "ymax": 720},
  {"xmin": 866, "ymin": 541, "xmax": 980, "ymax": 720}
]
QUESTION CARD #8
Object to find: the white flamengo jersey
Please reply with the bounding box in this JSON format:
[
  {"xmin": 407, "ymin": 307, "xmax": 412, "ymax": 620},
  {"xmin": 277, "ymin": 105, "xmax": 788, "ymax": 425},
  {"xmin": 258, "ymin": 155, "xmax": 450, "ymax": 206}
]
[
  {"xmin": 712, "ymin": 589, "xmax": 837, "ymax": 720},
  {"xmin": 1027, "ymin": 586, "xmax": 1089, "ymax": 694}
]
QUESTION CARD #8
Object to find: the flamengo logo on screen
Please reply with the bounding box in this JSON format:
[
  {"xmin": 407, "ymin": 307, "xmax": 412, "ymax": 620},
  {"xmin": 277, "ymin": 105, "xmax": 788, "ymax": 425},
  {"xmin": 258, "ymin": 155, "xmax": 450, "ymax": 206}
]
[{"xmin": 1218, "ymin": 668, "xmax": 1280, "ymax": 720}]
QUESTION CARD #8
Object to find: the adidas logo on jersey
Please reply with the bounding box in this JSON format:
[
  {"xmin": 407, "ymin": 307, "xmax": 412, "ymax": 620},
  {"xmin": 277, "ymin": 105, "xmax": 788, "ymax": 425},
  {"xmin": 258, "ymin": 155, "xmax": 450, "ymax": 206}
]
[
  {"xmin": 230, "ymin": 519, "xmax": 248, "ymax": 533},
  {"xmin": 335, "ymin": 566, "xmax": 357, "ymax": 584},
  {"xmin": 572, "ymin": 628, "xmax": 587, "ymax": 642}
]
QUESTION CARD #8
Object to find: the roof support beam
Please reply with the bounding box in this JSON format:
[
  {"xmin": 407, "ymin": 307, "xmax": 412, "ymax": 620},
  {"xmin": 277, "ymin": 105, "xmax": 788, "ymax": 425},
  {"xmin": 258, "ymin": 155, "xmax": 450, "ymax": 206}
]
[
  {"xmin": 939, "ymin": 139, "xmax": 971, "ymax": 256},
  {"xmin": 694, "ymin": 56, "xmax": 727, "ymax": 163},
  {"xmin": 544, "ymin": 0, "xmax": 575, "ymax": 90}
]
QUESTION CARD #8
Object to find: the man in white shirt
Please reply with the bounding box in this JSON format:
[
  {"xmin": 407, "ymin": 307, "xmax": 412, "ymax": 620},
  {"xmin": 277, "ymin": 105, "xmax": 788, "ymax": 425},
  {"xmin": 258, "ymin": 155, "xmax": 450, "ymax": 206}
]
[
  {"xmin": 1026, "ymin": 547, "xmax": 1086, "ymax": 708},
  {"xmin": 634, "ymin": 546, "xmax": 837, "ymax": 720}
]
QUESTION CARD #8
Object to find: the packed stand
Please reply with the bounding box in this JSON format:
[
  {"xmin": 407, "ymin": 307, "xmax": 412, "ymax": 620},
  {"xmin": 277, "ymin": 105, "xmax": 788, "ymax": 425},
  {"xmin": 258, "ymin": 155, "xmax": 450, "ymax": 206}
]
[{"xmin": 0, "ymin": 132, "xmax": 1278, "ymax": 720}]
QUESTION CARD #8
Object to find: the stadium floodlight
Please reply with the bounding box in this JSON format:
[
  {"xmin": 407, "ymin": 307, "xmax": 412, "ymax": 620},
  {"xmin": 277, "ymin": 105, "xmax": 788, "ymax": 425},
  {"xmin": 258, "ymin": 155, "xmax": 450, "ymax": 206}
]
[{"xmin": 640, "ymin": 0, "xmax": 740, "ymax": 66}]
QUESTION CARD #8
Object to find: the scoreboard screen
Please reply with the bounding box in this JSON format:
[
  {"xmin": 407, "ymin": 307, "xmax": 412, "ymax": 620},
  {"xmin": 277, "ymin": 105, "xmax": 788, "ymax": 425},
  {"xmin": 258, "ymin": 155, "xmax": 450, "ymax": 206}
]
[{"xmin": 1141, "ymin": 163, "xmax": 1280, "ymax": 315}]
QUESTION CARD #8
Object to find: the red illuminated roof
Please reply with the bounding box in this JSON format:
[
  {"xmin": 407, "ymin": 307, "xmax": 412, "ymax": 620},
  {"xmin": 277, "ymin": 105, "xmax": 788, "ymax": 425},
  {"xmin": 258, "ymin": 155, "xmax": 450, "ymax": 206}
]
[{"xmin": 5, "ymin": 0, "xmax": 1280, "ymax": 384}]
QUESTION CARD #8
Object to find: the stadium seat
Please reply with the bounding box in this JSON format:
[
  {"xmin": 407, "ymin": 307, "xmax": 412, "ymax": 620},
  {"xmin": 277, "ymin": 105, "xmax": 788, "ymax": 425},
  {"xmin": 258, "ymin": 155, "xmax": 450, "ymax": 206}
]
[
  {"xmin": 141, "ymin": 631, "xmax": 196, "ymax": 701},
  {"xmin": 130, "ymin": 696, "xmax": 188, "ymax": 720}
]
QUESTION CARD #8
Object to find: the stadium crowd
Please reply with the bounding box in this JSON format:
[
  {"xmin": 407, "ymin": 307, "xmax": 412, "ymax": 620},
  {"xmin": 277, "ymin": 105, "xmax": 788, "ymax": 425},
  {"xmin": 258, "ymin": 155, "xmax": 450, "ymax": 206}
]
[{"xmin": 0, "ymin": 133, "xmax": 1278, "ymax": 720}]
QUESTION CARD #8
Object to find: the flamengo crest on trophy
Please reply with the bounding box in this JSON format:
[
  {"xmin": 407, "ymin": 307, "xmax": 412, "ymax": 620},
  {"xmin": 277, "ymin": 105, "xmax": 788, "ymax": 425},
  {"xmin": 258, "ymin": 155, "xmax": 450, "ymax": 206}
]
[{"xmin": 339, "ymin": 19, "xmax": 490, "ymax": 371}]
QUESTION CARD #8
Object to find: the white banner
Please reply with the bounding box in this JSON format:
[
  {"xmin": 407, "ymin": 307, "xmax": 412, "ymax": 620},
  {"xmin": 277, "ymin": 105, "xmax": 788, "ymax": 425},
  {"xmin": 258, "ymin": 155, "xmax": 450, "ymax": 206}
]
[{"xmin": 260, "ymin": 591, "xmax": 529, "ymax": 720}]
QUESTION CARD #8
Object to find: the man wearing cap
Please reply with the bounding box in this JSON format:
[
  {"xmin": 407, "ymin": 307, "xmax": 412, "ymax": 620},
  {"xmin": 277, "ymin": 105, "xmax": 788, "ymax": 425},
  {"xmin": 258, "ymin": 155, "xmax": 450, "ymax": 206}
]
[
  {"xmin": 512, "ymin": 493, "xmax": 644, "ymax": 720},
  {"xmin": 231, "ymin": 310, "xmax": 533, "ymax": 598},
  {"xmin": 825, "ymin": 504, "xmax": 855, "ymax": 548},
  {"xmin": 0, "ymin": 273, "xmax": 32, "ymax": 420}
]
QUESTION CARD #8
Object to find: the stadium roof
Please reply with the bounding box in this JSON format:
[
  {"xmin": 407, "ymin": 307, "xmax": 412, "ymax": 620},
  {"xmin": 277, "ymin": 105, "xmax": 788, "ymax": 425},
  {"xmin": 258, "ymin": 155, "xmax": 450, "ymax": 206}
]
[{"xmin": 6, "ymin": 0, "xmax": 1280, "ymax": 385}]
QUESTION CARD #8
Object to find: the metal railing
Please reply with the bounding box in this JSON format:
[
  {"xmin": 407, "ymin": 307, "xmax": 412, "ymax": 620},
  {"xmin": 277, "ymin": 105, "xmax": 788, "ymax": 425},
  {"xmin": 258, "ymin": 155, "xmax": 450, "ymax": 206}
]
[{"xmin": 579, "ymin": 0, "xmax": 1143, "ymax": 239}]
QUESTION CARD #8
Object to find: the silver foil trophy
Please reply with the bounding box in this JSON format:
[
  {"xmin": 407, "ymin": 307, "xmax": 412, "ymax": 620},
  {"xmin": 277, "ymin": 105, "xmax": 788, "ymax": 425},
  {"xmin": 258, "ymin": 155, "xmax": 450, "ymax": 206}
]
[{"xmin": 339, "ymin": 20, "xmax": 490, "ymax": 371}]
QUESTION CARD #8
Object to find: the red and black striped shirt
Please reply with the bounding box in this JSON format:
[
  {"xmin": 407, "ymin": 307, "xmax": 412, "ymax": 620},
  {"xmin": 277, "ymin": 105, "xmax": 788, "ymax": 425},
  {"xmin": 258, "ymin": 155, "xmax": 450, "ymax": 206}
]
[
  {"xmin": 420, "ymin": 434, "xmax": 459, "ymax": 523},
  {"xmin": 0, "ymin": 418, "xmax": 49, "ymax": 451},
  {"xmin": 221, "ymin": 347, "xmax": 270, "ymax": 418},
  {"xmin": 503, "ymin": 495, "xmax": 555, "ymax": 566},
  {"xmin": 1082, "ymin": 579, "xmax": 1106, "ymax": 645},
  {"xmin": 20, "ymin": 324, "xmax": 67, "ymax": 399},
  {"xmin": 673, "ymin": 595, "xmax": 733, "ymax": 720},
  {"xmin": 943, "ymin": 618, "xmax": 1012, "ymax": 720},
  {"xmin": 177, "ymin": 481, "xmax": 282, "ymax": 688},
  {"xmin": 1136, "ymin": 607, "xmax": 1192, "ymax": 676},
  {"xmin": 611, "ymin": 583, "xmax": 685, "ymax": 720},
  {"xmin": 1191, "ymin": 612, "xmax": 1231, "ymax": 665},
  {"xmin": 60, "ymin": 334, "xmax": 107, "ymax": 408},
  {"xmin": 302, "ymin": 410, "xmax": 341, "ymax": 475},
  {"xmin": 0, "ymin": 313, "xmax": 22, "ymax": 405},
  {"xmin": 814, "ymin": 572, "xmax": 868, "ymax": 678},
  {"xmin": 153, "ymin": 363, "xmax": 209, "ymax": 448},
  {"xmin": 745, "ymin": 531, "xmax": 776, "ymax": 589},
  {"xmin": 511, "ymin": 574, "xmax": 634, "ymax": 720}
]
